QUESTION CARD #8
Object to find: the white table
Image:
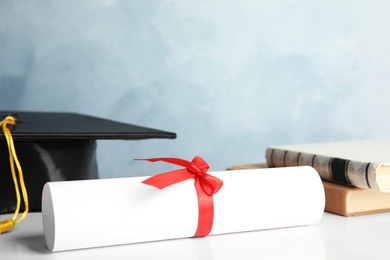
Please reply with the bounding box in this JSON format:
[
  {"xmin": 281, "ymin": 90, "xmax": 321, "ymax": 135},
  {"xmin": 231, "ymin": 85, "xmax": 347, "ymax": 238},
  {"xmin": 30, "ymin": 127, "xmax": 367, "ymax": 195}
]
[{"xmin": 1, "ymin": 212, "xmax": 389, "ymax": 259}]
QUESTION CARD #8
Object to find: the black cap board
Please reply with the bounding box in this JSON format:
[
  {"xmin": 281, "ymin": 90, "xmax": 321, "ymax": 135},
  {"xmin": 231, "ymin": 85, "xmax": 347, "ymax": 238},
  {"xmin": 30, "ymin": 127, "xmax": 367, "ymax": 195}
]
[
  {"xmin": 0, "ymin": 111, "xmax": 176, "ymax": 213},
  {"xmin": 0, "ymin": 111, "xmax": 176, "ymax": 140}
]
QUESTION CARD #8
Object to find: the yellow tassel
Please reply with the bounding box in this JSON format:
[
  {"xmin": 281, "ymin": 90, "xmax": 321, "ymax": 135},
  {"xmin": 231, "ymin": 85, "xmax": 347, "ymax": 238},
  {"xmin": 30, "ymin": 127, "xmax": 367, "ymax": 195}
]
[
  {"xmin": 0, "ymin": 116, "xmax": 29, "ymax": 234},
  {"xmin": 0, "ymin": 219, "xmax": 15, "ymax": 234}
]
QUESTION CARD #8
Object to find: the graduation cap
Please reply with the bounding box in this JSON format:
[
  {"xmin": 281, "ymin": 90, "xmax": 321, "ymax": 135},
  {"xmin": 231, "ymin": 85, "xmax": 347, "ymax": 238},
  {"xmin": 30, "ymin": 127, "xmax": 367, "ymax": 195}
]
[{"xmin": 0, "ymin": 111, "xmax": 176, "ymax": 215}]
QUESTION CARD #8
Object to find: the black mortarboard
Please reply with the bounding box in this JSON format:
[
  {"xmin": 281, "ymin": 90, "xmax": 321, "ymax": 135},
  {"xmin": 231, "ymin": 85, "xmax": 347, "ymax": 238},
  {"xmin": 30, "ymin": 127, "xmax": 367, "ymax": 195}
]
[{"xmin": 0, "ymin": 111, "xmax": 176, "ymax": 214}]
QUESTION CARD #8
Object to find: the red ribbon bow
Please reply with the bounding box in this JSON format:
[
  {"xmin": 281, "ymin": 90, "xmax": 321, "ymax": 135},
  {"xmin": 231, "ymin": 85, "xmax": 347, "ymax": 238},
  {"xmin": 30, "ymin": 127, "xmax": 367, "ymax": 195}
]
[{"xmin": 136, "ymin": 156, "xmax": 223, "ymax": 237}]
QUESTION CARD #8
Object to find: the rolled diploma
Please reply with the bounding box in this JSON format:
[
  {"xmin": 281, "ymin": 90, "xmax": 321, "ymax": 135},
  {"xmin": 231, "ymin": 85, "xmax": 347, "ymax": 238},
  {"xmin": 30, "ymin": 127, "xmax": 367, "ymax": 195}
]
[{"xmin": 42, "ymin": 166, "xmax": 325, "ymax": 252}]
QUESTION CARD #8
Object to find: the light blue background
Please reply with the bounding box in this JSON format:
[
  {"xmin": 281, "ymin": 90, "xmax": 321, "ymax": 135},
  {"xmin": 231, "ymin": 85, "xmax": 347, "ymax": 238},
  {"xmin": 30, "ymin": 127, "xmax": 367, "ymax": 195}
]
[{"xmin": 1, "ymin": 1, "xmax": 389, "ymax": 178}]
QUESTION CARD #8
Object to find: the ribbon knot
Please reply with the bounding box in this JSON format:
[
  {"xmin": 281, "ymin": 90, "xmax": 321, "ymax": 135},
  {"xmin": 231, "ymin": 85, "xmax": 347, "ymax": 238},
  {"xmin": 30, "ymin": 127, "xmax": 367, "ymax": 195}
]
[
  {"xmin": 187, "ymin": 164, "xmax": 202, "ymax": 175},
  {"xmin": 136, "ymin": 156, "xmax": 223, "ymax": 237}
]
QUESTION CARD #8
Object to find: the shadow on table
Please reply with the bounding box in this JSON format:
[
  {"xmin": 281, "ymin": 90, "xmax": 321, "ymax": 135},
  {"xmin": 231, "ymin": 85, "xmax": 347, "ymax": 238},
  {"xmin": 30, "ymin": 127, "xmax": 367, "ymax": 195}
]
[{"xmin": 14, "ymin": 234, "xmax": 49, "ymax": 254}]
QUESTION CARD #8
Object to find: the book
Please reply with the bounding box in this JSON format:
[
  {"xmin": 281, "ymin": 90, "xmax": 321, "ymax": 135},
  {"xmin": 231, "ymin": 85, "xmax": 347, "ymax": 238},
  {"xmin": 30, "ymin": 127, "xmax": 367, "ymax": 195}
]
[
  {"xmin": 227, "ymin": 163, "xmax": 390, "ymax": 217},
  {"xmin": 266, "ymin": 140, "xmax": 390, "ymax": 192},
  {"xmin": 322, "ymin": 181, "xmax": 390, "ymax": 216}
]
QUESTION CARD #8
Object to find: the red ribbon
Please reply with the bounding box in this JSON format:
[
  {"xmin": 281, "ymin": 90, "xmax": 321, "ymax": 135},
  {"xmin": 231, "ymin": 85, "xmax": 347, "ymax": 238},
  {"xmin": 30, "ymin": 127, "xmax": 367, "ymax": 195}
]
[{"xmin": 136, "ymin": 156, "xmax": 223, "ymax": 237}]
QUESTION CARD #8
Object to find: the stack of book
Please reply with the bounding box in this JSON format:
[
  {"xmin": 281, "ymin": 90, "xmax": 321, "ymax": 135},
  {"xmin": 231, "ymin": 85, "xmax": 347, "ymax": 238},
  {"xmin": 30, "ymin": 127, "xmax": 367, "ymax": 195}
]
[{"xmin": 228, "ymin": 140, "xmax": 390, "ymax": 217}]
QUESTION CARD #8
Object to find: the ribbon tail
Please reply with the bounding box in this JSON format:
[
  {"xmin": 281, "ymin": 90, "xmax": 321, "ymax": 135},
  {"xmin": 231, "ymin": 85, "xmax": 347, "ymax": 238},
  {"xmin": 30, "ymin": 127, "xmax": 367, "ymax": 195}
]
[
  {"xmin": 193, "ymin": 178, "xmax": 214, "ymax": 237},
  {"xmin": 135, "ymin": 157, "xmax": 193, "ymax": 168},
  {"xmin": 142, "ymin": 169, "xmax": 193, "ymax": 189}
]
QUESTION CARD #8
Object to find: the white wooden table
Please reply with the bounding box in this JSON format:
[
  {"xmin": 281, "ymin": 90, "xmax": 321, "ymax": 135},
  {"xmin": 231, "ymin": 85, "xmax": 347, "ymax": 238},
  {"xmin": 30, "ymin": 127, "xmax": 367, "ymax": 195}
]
[{"xmin": 1, "ymin": 212, "xmax": 389, "ymax": 259}]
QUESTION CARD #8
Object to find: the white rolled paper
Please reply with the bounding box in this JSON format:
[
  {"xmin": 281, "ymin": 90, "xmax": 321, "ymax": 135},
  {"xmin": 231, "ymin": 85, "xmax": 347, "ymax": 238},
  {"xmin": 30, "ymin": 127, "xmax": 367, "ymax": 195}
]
[{"xmin": 42, "ymin": 166, "xmax": 325, "ymax": 252}]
